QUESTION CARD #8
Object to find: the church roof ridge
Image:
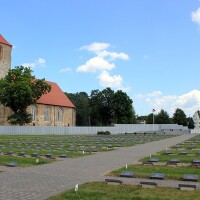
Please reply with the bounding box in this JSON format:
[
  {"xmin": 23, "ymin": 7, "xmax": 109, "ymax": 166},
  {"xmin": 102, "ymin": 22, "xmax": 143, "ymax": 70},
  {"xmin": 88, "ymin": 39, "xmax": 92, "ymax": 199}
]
[
  {"xmin": 0, "ymin": 34, "xmax": 12, "ymax": 47},
  {"xmin": 36, "ymin": 80, "xmax": 76, "ymax": 109}
]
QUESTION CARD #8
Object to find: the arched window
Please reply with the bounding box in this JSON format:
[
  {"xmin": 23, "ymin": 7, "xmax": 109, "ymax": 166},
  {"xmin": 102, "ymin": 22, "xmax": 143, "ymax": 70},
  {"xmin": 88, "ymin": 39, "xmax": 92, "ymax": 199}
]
[
  {"xmin": 44, "ymin": 107, "xmax": 50, "ymax": 121},
  {"xmin": 56, "ymin": 107, "xmax": 63, "ymax": 122},
  {"xmin": 30, "ymin": 105, "xmax": 36, "ymax": 121}
]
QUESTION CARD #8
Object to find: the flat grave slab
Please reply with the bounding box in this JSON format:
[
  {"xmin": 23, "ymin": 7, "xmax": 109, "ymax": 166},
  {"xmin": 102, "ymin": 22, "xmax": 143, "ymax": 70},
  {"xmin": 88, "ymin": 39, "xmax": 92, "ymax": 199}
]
[
  {"xmin": 192, "ymin": 159, "xmax": 200, "ymax": 164},
  {"xmin": 163, "ymin": 151, "xmax": 172, "ymax": 155},
  {"xmin": 179, "ymin": 151, "xmax": 188, "ymax": 155},
  {"xmin": 6, "ymin": 162, "xmax": 18, "ymax": 167},
  {"xmin": 150, "ymin": 173, "xmax": 165, "ymax": 180},
  {"xmin": 31, "ymin": 152, "xmax": 39, "ymax": 157},
  {"xmin": 120, "ymin": 171, "xmax": 135, "ymax": 178},
  {"xmin": 183, "ymin": 174, "xmax": 198, "ymax": 182},
  {"xmin": 45, "ymin": 153, "xmax": 53, "ymax": 158},
  {"xmin": 148, "ymin": 158, "xmax": 159, "ymax": 162},
  {"xmin": 18, "ymin": 152, "xmax": 26, "ymax": 156},
  {"xmin": 59, "ymin": 154, "xmax": 68, "ymax": 158},
  {"xmin": 168, "ymin": 158, "xmax": 180, "ymax": 164},
  {"xmin": 105, "ymin": 178, "xmax": 123, "ymax": 185},
  {"xmin": 179, "ymin": 184, "xmax": 197, "ymax": 191},
  {"xmin": 5, "ymin": 151, "xmax": 14, "ymax": 155},
  {"xmin": 140, "ymin": 181, "xmax": 158, "ymax": 188}
]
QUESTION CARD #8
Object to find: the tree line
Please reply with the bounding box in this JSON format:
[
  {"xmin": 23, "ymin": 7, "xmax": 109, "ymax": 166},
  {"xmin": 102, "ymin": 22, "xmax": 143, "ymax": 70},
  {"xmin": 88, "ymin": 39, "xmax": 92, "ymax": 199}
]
[
  {"xmin": 66, "ymin": 87, "xmax": 136, "ymax": 126},
  {"xmin": 66, "ymin": 90, "xmax": 194, "ymax": 128}
]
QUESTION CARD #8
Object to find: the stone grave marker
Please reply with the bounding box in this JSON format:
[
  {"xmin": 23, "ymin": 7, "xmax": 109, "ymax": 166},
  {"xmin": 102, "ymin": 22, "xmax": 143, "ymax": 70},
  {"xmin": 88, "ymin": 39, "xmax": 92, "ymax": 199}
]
[
  {"xmin": 120, "ymin": 171, "xmax": 135, "ymax": 178},
  {"xmin": 150, "ymin": 173, "xmax": 165, "ymax": 180},
  {"xmin": 183, "ymin": 174, "xmax": 198, "ymax": 182},
  {"xmin": 7, "ymin": 162, "xmax": 18, "ymax": 167}
]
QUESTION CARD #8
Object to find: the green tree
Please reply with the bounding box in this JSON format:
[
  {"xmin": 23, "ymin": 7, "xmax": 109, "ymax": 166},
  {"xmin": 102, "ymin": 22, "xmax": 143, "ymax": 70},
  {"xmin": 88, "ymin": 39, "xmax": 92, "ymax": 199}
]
[
  {"xmin": 156, "ymin": 109, "xmax": 171, "ymax": 124},
  {"xmin": 0, "ymin": 66, "xmax": 51, "ymax": 125},
  {"xmin": 89, "ymin": 89, "xmax": 103, "ymax": 126},
  {"xmin": 146, "ymin": 113, "xmax": 154, "ymax": 124},
  {"xmin": 112, "ymin": 90, "xmax": 136, "ymax": 124},
  {"xmin": 172, "ymin": 108, "xmax": 187, "ymax": 126},
  {"xmin": 187, "ymin": 117, "xmax": 194, "ymax": 129},
  {"xmin": 66, "ymin": 92, "xmax": 89, "ymax": 126},
  {"xmin": 101, "ymin": 88, "xmax": 114, "ymax": 125}
]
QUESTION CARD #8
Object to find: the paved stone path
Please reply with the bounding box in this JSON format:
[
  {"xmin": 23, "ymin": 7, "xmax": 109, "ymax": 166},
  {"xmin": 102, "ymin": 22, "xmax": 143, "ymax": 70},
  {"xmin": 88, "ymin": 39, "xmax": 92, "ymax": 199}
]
[{"xmin": 0, "ymin": 134, "xmax": 196, "ymax": 200}]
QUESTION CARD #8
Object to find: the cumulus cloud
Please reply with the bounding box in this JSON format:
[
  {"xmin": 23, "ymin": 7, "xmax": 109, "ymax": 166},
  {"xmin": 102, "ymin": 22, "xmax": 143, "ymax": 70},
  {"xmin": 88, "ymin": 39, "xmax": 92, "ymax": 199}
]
[
  {"xmin": 80, "ymin": 42, "xmax": 110, "ymax": 52},
  {"xmin": 98, "ymin": 70, "xmax": 123, "ymax": 89},
  {"xmin": 135, "ymin": 90, "xmax": 200, "ymax": 116},
  {"xmin": 77, "ymin": 42, "xmax": 129, "ymax": 89},
  {"xmin": 22, "ymin": 57, "xmax": 46, "ymax": 68},
  {"xmin": 76, "ymin": 56, "xmax": 115, "ymax": 73},
  {"xmin": 98, "ymin": 50, "xmax": 129, "ymax": 60},
  {"xmin": 59, "ymin": 67, "xmax": 72, "ymax": 73},
  {"xmin": 191, "ymin": 7, "xmax": 200, "ymax": 26}
]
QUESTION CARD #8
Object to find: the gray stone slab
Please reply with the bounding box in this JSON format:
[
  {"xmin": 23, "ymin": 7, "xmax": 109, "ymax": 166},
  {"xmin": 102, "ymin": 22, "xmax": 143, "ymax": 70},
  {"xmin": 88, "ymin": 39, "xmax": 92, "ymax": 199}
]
[
  {"xmin": 6, "ymin": 162, "xmax": 18, "ymax": 167},
  {"xmin": 148, "ymin": 158, "xmax": 159, "ymax": 162},
  {"xmin": 183, "ymin": 174, "xmax": 198, "ymax": 182},
  {"xmin": 120, "ymin": 171, "xmax": 135, "ymax": 178},
  {"xmin": 150, "ymin": 173, "xmax": 165, "ymax": 180}
]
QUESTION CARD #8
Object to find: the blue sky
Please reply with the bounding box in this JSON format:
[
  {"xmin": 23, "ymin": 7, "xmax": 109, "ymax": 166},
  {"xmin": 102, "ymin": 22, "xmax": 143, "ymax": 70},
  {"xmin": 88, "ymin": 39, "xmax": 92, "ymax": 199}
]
[{"xmin": 1, "ymin": 0, "xmax": 200, "ymax": 117}]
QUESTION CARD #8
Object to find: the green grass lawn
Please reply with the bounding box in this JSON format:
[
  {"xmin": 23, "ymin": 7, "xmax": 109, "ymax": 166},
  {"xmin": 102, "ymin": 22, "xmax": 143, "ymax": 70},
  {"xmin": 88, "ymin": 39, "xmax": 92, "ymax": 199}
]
[
  {"xmin": 0, "ymin": 155, "xmax": 53, "ymax": 167},
  {"xmin": 47, "ymin": 182, "xmax": 200, "ymax": 200},
  {"xmin": 109, "ymin": 164, "xmax": 200, "ymax": 180}
]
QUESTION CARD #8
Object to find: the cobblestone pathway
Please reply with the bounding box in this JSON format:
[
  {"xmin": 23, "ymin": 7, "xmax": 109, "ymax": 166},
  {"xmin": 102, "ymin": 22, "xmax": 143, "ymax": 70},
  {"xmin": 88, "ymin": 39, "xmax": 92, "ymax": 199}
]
[{"xmin": 0, "ymin": 134, "xmax": 196, "ymax": 200}]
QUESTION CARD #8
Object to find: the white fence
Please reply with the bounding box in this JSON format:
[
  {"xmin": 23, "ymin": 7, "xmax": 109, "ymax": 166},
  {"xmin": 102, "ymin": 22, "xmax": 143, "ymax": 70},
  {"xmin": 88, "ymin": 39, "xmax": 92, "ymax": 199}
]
[{"xmin": 0, "ymin": 124, "xmax": 190, "ymax": 135}]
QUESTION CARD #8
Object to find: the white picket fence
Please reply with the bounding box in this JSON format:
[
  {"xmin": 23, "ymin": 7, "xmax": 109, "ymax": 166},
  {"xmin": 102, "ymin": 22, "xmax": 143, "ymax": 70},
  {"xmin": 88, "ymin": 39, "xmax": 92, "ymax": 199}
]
[{"xmin": 0, "ymin": 124, "xmax": 190, "ymax": 135}]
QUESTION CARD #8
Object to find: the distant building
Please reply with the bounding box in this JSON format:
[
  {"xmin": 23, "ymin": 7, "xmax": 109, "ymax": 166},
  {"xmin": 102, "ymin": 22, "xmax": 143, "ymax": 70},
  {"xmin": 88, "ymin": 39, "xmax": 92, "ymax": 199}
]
[{"xmin": 0, "ymin": 34, "xmax": 76, "ymax": 126}]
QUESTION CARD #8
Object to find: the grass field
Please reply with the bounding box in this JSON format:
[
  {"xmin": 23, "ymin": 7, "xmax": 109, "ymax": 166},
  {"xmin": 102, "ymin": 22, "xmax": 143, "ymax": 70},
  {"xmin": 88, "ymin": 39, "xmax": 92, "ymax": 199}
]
[{"xmin": 48, "ymin": 182, "xmax": 200, "ymax": 200}]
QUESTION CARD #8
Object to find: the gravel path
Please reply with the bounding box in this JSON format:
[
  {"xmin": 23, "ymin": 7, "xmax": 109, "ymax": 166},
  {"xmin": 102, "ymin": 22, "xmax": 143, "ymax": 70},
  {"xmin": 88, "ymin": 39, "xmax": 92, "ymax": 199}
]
[{"xmin": 0, "ymin": 133, "xmax": 196, "ymax": 200}]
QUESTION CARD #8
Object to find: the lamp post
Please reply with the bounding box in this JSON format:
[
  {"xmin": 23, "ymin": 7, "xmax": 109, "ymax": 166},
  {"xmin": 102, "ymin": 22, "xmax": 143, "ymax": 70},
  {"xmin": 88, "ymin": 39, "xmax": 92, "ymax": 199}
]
[{"xmin": 152, "ymin": 109, "xmax": 156, "ymax": 130}]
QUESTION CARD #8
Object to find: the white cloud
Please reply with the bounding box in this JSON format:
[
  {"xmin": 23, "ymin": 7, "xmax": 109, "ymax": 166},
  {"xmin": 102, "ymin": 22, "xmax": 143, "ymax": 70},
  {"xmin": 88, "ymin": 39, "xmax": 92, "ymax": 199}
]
[
  {"xmin": 98, "ymin": 50, "xmax": 129, "ymax": 60},
  {"xmin": 191, "ymin": 7, "xmax": 200, "ymax": 26},
  {"xmin": 37, "ymin": 58, "xmax": 46, "ymax": 66},
  {"xmin": 135, "ymin": 90, "xmax": 200, "ymax": 116},
  {"xmin": 77, "ymin": 42, "xmax": 129, "ymax": 89},
  {"xmin": 76, "ymin": 56, "xmax": 115, "ymax": 73},
  {"xmin": 80, "ymin": 42, "xmax": 110, "ymax": 52},
  {"xmin": 98, "ymin": 70, "xmax": 123, "ymax": 89},
  {"xmin": 59, "ymin": 67, "xmax": 72, "ymax": 73},
  {"xmin": 22, "ymin": 57, "xmax": 46, "ymax": 68}
]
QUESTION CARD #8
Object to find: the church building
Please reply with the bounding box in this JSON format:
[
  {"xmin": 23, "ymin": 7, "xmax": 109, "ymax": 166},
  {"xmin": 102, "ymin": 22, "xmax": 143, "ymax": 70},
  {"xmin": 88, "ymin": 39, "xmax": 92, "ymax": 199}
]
[{"xmin": 0, "ymin": 34, "xmax": 76, "ymax": 126}]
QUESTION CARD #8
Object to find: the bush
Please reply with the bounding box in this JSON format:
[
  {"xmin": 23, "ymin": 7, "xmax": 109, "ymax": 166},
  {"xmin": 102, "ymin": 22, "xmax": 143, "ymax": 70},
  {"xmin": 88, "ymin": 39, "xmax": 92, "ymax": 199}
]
[{"xmin": 97, "ymin": 131, "xmax": 111, "ymax": 135}]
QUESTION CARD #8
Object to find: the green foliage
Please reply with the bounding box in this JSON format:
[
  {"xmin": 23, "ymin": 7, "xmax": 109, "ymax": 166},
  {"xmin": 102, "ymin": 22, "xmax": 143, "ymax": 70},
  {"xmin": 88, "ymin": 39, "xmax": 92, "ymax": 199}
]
[
  {"xmin": 0, "ymin": 66, "xmax": 51, "ymax": 125},
  {"xmin": 66, "ymin": 92, "xmax": 90, "ymax": 126},
  {"xmin": 97, "ymin": 131, "xmax": 111, "ymax": 135},
  {"xmin": 155, "ymin": 109, "xmax": 171, "ymax": 124},
  {"xmin": 172, "ymin": 108, "xmax": 187, "ymax": 126}
]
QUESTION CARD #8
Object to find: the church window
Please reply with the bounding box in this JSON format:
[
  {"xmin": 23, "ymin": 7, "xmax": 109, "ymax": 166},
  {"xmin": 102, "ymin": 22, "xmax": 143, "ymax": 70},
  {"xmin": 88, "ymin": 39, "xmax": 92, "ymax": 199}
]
[
  {"xmin": 30, "ymin": 105, "xmax": 36, "ymax": 121},
  {"xmin": 44, "ymin": 107, "xmax": 50, "ymax": 121},
  {"xmin": 56, "ymin": 107, "xmax": 63, "ymax": 122}
]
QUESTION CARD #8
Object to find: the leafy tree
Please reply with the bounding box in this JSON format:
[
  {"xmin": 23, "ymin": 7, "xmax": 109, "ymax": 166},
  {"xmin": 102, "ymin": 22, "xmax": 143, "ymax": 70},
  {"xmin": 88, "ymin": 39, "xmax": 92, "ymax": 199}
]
[
  {"xmin": 146, "ymin": 113, "xmax": 154, "ymax": 124},
  {"xmin": 172, "ymin": 108, "xmax": 187, "ymax": 126},
  {"xmin": 187, "ymin": 117, "xmax": 194, "ymax": 129},
  {"xmin": 101, "ymin": 88, "xmax": 114, "ymax": 125},
  {"xmin": 89, "ymin": 89, "xmax": 103, "ymax": 126},
  {"xmin": 66, "ymin": 92, "xmax": 89, "ymax": 126},
  {"xmin": 0, "ymin": 66, "xmax": 51, "ymax": 125},
  {"xmin": 155, "ymin": 109, "xmax": 171, "ymax": 124},
  {"xmin": 112, "ymin": 90, "xmax": 136, "ymax": 124}
]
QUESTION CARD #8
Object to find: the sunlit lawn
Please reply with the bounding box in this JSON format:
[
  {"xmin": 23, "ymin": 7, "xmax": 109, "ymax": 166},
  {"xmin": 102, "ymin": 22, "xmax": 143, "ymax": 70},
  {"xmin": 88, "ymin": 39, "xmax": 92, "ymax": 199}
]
[{"xmin": 48, "ymin": 182, "xmax": 200, "ymax": 200}]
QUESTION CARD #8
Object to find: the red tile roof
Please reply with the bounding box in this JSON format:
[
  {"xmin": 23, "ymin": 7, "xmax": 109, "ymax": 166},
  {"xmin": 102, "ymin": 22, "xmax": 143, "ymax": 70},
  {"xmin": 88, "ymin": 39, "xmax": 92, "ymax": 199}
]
[
  {"xmin": 36, "ymin": 81, "xmax": 76, "ymax": 108},
  {"xmin": 0, "ymin": 34, "xmax": 12, "ymax": 47}
]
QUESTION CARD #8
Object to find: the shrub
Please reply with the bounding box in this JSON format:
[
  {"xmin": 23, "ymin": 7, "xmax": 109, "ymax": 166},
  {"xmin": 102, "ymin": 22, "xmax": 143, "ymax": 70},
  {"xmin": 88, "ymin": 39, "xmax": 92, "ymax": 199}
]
[{"xmin": 97, "ymin": 131, "xmax": 111, "ymax": 135}]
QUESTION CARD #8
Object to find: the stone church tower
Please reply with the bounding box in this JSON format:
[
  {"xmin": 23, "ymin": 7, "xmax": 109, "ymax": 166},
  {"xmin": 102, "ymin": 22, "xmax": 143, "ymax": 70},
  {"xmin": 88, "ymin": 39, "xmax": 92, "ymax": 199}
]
[
  {"xmin": 0, "ymin": 35, "xmax": 13, "ymax": 125},
  {"xmin": 0, "ymin": 34, "xmax": 12, "ymax": 79}
]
